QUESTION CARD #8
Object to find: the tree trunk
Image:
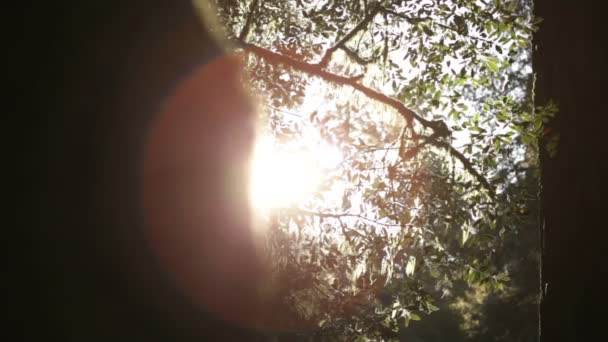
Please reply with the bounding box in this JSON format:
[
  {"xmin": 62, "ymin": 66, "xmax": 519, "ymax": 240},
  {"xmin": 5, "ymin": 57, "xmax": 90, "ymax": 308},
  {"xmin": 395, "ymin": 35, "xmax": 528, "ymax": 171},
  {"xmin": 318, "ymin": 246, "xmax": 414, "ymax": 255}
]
[{"xmin": 535, "ymin": 1, "xmax": 607, "ymax": 340}]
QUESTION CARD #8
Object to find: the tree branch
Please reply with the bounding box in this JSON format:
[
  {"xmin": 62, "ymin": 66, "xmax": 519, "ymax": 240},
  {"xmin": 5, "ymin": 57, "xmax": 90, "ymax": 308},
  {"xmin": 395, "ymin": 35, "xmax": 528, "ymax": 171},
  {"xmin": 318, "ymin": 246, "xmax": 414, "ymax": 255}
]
[
  {"xmin": 267, "ymin": 105, "xmax": 303, "ymax": 118},
  {"xmin": 317, "ymin": 4, "xmax": 382, "ymax": 68},
  {"xmin": 242, "ymin": 42, "xmax": 431, "ymax": 129},
  {"xmin": 340, "ymin": 46, "xmax": 374, "ymax": 65},
  {"xmin": 382, "ymin": 8, "xmax": 494, "ymax": 44},
  {"xmin": 290, "ymin": 208, "xmax": 403, "ymax": 228},
  {"xmin": 429, "ymin": 140, "xmax": 496, "ymax": 199},
  {"xmin": 238, "ymin": 0, "xmax": 259, "ymax": 41},
  {"xmin": 240, "ymin": 42, "xmax": 496, "ymax": 198}
]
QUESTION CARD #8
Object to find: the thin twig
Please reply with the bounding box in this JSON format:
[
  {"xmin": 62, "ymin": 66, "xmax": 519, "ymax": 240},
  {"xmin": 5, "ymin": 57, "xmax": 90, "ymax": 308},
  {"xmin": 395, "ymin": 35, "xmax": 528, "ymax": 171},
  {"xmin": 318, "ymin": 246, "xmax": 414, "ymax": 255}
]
[
  {"xmin": 267, "ymin": 105, "xmax": 303, "ymax": 118},
  {"xmin": 429, "ymin": 140, "xmax": 496, "ymax": 199},
  {"xmin": 340, "ymin": 46, "xmax": 374, "ymax": 65},
  {"xmin": 291, "ymin": 208, "xmax": 403, "ymax": 228},
  {"xmin": 318, "ymin": 4, "xmax": 382, "ymax": 67}
]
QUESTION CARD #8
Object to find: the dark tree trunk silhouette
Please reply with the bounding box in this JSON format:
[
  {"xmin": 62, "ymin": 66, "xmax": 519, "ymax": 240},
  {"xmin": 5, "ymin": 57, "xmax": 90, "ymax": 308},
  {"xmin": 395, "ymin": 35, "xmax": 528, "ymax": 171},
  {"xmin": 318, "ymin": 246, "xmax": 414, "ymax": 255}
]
[
  {"xmin": 535, "ymin": 1, "xmax": 606, "ymax": 341},
  {"xmin": 18, "ymin": 1, "xmax": 264, "ymax": 340}
]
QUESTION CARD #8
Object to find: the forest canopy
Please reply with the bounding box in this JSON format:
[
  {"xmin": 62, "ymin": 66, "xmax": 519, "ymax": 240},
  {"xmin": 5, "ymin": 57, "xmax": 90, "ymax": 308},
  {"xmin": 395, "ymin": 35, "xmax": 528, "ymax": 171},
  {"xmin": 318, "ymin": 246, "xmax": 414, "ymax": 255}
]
[{"xmin": 196, "ymin": 0, "xmax": 548, "ymax": 340}]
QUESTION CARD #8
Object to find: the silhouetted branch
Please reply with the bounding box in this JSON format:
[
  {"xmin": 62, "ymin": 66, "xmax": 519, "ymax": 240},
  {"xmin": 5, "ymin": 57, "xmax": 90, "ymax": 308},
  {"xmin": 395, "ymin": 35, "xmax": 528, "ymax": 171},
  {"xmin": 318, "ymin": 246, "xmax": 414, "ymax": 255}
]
[
  {"xmin": 242, "ymin": 42, "xmax": 432, "ymax": 128},
  {"xmin": 318, "ymin": 4, "xmax": 382, "ymax": 67},
  {"xmin": 238, "ymin": 0, "xmax": 259, "ymax": 41},
  {"xmin": 429, "ymin": 140, "xmax": 496, "ymax": 199},
  {"xmin": 382, "ymin": 8, "xmax": 494, "ymax": 44},
  {"xmin": 290, "ymin": 208, "xmax": 403, "ymax": 228},
  {"xmin": 240, "ymin": 42, "xmax": 496, "ymax": 198},
  {"xmin": 340, "ymin": 46, "xmax": 374, "ymax": 65}
]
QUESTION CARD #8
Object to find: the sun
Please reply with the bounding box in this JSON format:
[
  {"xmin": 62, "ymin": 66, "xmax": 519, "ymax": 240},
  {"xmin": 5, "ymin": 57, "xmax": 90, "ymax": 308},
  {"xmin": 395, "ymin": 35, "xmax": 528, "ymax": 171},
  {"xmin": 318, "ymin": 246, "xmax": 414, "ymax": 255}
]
[{"xmin": 248, "ymin": 133, "xmax": 342, "ymax": 213}]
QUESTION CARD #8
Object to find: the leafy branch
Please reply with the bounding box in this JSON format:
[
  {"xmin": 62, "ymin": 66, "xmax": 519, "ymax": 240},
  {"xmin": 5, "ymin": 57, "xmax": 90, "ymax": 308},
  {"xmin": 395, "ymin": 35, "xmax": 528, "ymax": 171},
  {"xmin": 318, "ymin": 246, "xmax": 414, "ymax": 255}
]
[
  {"xmin": 341, "ymin": 45, "xmax": 374, "ymax": 65},
  {"xmin": 382, "ymin": 8, "xmax": 494, "ymax": 44},
  {"xmin": 429, "ymin": 140, "xmax": 495, "ymax": 198},
  {"xmin": 289, "ymin": 208, "xmax": 404, "ymax": 228},
  {"xmin": 239, "ymin": 42, "xmax": 495, "ymax": 198}
]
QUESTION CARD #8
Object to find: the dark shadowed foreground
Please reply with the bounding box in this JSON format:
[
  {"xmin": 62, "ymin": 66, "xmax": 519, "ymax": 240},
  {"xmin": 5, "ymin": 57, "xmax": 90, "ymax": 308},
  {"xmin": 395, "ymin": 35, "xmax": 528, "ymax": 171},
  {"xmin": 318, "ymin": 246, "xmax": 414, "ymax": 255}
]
[{"xmin": 19, "ymin": 1, "xmax": 274, "ymax": 340}]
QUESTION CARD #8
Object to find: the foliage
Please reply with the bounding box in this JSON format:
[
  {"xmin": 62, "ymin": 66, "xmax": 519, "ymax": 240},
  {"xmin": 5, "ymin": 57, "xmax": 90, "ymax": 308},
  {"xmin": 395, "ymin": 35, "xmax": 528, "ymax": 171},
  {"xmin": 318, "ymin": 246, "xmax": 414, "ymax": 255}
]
[{"xmin": 207, "ymin": 0, "xmax": 542, "ymax": 339}]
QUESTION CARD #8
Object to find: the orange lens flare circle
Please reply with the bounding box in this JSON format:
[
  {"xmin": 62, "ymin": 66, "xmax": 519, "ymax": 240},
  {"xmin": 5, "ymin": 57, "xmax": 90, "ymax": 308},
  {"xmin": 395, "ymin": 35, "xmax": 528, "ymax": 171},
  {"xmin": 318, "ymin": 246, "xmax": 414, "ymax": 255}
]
[{"xmin": 142, "ymin": 53, "xmax": 304, "ymax": 333}]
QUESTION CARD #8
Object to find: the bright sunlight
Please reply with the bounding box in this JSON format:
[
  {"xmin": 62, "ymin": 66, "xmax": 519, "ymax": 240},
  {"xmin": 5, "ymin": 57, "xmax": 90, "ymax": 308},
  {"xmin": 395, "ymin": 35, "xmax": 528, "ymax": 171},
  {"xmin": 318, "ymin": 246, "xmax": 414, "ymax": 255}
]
[{"xmin": 249, "ymin": 133, "xmax": 342, "ymax": 212}]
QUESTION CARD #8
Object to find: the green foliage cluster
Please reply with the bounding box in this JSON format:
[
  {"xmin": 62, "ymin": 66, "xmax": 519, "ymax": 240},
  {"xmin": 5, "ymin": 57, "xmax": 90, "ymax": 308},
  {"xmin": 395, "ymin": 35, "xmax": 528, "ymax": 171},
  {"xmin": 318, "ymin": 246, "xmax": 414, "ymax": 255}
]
[{"xmin": 208, "ymin": 0, "xmax": 545, "ymax": 340}]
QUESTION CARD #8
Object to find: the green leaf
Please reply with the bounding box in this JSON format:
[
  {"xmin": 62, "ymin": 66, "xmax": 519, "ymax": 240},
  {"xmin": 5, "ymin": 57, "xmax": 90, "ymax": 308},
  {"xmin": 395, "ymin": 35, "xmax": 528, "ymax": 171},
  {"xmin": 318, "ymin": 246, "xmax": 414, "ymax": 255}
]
[
  {"xmin": 422, "ymin": 26, "xmax": 434, "ymax": 36},
  {"xmin": 405, "ymin": 256, "xmax": 416, "ymax": 276},
  {"xmin": 427, "ymin": 303, "xmax": 439, "ymax": 312},
  {"xmin": 487, "ymin": 58, "xmax": 500, "ymax": 73},
  {"xmin": 462, "ymin": 229, "xmax": 470, "ymax": 245},
  {"xmin": 533, "ymin": 16, "xmax": 544, "ymax": 25}
]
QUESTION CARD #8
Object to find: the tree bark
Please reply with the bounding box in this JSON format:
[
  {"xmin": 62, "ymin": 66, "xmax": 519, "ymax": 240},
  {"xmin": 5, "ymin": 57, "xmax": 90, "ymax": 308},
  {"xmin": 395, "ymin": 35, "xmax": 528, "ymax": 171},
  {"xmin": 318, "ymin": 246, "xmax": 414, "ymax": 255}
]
[{"xmin": 535, "ymin": 1, "xmax": 607, "ymax": 341}]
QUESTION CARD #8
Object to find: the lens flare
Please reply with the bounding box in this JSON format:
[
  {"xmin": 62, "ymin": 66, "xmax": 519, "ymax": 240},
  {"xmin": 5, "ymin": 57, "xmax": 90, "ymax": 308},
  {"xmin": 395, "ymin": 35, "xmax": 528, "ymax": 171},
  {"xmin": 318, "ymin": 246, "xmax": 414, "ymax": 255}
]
[{"xmin": 249, "ymin": 135, "xmax": 342, "ymax": 212}]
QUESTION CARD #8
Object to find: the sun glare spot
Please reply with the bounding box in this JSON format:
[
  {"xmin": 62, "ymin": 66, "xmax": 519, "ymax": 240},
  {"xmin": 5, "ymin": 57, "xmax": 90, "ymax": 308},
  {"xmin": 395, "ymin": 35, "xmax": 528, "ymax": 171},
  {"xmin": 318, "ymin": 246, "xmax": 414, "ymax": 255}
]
[{"xmin": 249, "ymin": 135, "xmax": 342, "ymax": 213}]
